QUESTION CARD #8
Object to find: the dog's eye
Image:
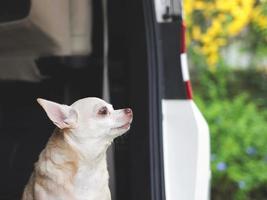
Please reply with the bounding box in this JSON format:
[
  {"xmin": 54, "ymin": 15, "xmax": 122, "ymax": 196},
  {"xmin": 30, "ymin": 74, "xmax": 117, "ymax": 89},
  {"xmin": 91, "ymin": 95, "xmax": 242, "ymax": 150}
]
[{"xmin": 98, "ymin": 106, "xmax": 109, "ymax": 115}]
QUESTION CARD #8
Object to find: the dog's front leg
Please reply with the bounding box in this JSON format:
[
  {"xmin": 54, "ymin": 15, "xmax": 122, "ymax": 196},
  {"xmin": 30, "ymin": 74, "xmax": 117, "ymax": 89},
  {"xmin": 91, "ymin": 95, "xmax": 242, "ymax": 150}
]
[{"xmin": 33, "ymin": 183, "xmax": 75, "ymax": 200}]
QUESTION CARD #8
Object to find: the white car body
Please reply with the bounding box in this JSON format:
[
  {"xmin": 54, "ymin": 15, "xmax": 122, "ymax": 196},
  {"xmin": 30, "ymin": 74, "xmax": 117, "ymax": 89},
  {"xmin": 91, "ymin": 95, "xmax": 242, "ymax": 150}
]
[{"xmin": 162, "ymin": 100, "xmax": 210, "ymax": 200}]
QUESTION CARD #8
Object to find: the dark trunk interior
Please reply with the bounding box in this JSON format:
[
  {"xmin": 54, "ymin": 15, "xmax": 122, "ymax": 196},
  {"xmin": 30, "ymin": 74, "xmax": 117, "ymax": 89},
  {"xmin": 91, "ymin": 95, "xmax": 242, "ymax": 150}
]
[{"xmin": 0, "ymin": 0, "xmax": 156, "ymax": 199}]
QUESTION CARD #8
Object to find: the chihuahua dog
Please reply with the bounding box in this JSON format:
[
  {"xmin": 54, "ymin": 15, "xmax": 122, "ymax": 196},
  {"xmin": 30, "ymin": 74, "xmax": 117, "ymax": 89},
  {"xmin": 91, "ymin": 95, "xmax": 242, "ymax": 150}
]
[{"xmin": 22, "ymin": 97, "xmax": 133, "ymax": 200}]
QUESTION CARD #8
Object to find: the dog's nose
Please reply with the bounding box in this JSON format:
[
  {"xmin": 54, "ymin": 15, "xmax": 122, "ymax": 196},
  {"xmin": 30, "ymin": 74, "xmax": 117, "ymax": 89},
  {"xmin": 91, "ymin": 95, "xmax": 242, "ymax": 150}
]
[{"xmin": 124, "ymin": 108, "xmax": 132, "ymax": 115}]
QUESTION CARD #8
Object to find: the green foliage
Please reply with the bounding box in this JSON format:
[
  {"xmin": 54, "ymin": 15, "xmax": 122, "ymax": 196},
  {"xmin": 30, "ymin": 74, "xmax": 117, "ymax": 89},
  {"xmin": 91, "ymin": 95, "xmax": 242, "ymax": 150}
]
[
  {"xmin": 191, "ymin": 61, "xmax": 267, "ymax": 199},
  {"xmin": 196, "ymin": 94, "xmax": 267, "ymax": 199}
]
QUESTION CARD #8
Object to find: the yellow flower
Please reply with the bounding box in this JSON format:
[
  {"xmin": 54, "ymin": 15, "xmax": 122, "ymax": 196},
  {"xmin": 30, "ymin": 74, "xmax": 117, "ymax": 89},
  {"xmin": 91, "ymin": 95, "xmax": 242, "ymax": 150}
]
[
  {"xmin": 201, "ymin": 34, "xmax": 212, "ymax": 44},
  {"xmin": 217, "ymin": 14, "xmax": 227, "ymax": 22},
  {"xmin": 207, "ymin": 3, "xmax": 216, "ymax": 11},
  {"xmin": 216, "ymin": 1, "xmax": 232, "ymax": 11},
  {"xmin": 201, "ymin": 45, "xmax": 211, "ymax": 55},
  {"xmin": 254, "ymin": 16, "xmax": 267, "ymax": 29},
  {"xmin": 251, "ymin": 6, "xmax": 267, "ymax": 29},
  {"xmin": 184, "ymin": 0, "xmax": 193, "ymax": 16},
  {"xmin": 207, "ymin": 53, "xmax": 219, "ymax": 69},
  {"xmin": 194, "ymin": 1, "xmax": 206, "ymax": 10},
  {"xmin": 192, "ymin": 26, "xmax": 202, "ymax": 40},
  {"xmin": 207, "ymin": 20, "xmax": 222, "ymax": 37},
  {"xmin": 183, "ymin": 0, "xmax": 267, "ymax": 70}
]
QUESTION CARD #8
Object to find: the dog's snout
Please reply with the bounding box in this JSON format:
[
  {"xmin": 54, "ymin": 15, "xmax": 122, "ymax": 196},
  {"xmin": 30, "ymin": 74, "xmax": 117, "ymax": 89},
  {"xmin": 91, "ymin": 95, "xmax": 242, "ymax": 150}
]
[{"xmin": 124, "ymin": 108, "xmax": 132, "ymax": 115}]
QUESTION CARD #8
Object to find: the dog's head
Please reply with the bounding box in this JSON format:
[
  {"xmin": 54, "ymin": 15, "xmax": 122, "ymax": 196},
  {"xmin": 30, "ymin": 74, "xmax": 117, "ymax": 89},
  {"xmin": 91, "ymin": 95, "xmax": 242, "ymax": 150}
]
[{"xmin": 37, "ymin": 97, "xmax": 133, "ymax": 139}]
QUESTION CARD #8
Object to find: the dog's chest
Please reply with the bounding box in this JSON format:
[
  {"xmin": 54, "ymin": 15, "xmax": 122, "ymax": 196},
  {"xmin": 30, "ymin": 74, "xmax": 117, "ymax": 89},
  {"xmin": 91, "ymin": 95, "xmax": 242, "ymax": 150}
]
[{"xmin": 73, "ymin": 163, "xmax": 110, "ymax": 200}]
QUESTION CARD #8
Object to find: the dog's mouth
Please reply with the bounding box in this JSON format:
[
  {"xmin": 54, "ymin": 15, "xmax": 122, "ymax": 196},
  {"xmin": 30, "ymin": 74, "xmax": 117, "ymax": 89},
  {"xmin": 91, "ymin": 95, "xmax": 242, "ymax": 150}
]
[{"xmin": 114, "ymin": 122, "xmax": 131, "ymax": 130}]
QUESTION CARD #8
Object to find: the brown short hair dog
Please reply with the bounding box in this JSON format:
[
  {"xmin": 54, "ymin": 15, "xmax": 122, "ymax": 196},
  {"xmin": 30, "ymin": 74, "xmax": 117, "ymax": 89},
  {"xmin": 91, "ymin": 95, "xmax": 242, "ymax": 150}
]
[{"xmin": 22, "ymin": 97, "xmax": 133, "ymax": 200}]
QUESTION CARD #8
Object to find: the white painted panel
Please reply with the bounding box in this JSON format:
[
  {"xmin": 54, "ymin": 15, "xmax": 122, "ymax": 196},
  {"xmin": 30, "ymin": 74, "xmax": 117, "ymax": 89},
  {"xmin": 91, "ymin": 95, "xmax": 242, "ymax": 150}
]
[
  {"xmin": 181, "ymin": 53, "xmax": 190, "ymax": 81},
  {"xmin": 154, "ymin": 0, "xmax": 172, "ymax": 23},
  {"xmin": 154, "ymin": 0, "xmax": 182, "ymax": 23},
  {"xmin": 162, "ymin": 99, "xmax": 210, "ymax": 200}
]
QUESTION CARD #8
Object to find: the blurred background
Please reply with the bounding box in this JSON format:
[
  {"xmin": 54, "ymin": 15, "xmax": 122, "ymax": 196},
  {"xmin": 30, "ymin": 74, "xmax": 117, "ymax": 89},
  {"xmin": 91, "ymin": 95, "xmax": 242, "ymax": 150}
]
[
  {"xmin": 184, "ymin": 0, "xmax": 267, "ymax": 199},
  {"xmin": 0, "ymin": 0, "xmax": 266, "ymax": 199}
]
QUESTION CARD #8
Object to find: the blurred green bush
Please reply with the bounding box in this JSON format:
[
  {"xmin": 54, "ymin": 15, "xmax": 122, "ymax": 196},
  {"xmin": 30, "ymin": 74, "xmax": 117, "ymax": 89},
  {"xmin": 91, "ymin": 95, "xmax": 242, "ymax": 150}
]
[{"xmin": 191, "ymin": 58, "xmax": 267, "ymax": 199}]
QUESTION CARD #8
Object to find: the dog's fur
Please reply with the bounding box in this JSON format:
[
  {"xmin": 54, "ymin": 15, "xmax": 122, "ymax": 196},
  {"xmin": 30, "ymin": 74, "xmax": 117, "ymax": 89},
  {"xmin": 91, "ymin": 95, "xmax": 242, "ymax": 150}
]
[{"xmin": 22, "ymin": 97, "xmax": 133, "ymax": 200}]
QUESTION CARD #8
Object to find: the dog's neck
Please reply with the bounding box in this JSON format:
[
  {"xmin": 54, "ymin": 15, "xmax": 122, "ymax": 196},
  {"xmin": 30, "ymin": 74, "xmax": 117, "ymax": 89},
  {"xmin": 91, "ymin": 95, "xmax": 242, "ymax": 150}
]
[
  {"xmin": 62, "ymin": 128, "xmax": 112, "ymax": 162},
  {"xmin": 51, "ymin": 128, "xmax": 112, "ymax": 200}
]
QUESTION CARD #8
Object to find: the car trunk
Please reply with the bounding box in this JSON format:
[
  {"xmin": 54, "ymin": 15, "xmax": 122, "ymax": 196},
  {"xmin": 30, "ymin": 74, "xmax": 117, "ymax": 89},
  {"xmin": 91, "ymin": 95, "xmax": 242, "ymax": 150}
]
[{"xmin": 0, "ymin": 0, "xmax": 165, "ymax": 199}]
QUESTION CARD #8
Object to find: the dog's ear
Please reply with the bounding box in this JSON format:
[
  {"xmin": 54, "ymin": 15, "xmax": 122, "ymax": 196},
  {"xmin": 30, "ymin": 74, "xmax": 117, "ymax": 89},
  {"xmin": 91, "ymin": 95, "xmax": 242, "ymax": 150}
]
[{"xmin": 37, "ymin": 98, "xmax": 78, "ymax": 129}]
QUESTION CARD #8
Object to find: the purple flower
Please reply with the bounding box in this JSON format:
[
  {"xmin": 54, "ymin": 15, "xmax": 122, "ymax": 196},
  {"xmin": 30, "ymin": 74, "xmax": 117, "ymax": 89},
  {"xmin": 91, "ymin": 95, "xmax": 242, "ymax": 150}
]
[
  {"xmin": 216, "ymin": 162, "xmax": 227, "ymax": 171},
  {"xmin": 238, "ymin": 181, "xmax": 246, "ymax": 189},
  {"xmin": 246, "ymin": 147, "xmax": 257, "ymax": 156}
]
